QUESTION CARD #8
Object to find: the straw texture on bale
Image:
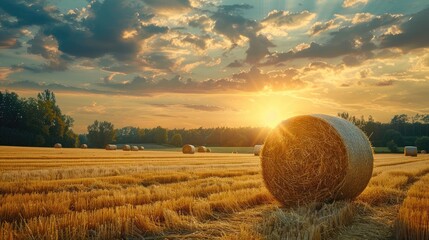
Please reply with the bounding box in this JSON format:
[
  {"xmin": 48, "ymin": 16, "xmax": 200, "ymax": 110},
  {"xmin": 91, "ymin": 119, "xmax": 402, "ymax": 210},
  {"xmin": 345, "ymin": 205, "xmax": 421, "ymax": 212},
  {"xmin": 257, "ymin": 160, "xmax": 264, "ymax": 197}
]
[
  {"xmin": 105, "ymin": 144, "xmax": 117, "ymax": 150},
  {"xmin": 54, "ymin": 143, "xmax": 62, "ymax": 148},
  {"xmin": 254, "ymin": 145, "xmax": 263, "ymax": 156},
  {"xmin": 81, "ymin": 144, "xmax": 88, "ymax": 149},
  {"xmin": 131, "ymin": 146, "xmax": 139, "ymax": 151},
  {"xmin": 198, "ymin": 146, "xmax": 207, "ymax": 152},
  {"xmin": 404, "ymin": 146, "xmax": 417, "ymax": 157},
  {"xmin": 123, "ymin": 145, "xmax": 131, "ymax": 151},
  {"xmin": 261, "ymin": 114, "xmax": 374, "ymax": 207},
  {"xmin": 182, "ymin": 144, "xmax": 195, "ymax": 154}
]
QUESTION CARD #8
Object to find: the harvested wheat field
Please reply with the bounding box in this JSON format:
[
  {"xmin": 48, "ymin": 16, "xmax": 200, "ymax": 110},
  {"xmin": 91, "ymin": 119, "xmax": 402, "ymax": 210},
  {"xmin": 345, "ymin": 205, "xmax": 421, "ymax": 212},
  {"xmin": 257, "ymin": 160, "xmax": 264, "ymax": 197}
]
[{"xmin": 1, "ymin": 146, "xmax": 429, "ymax": 240}]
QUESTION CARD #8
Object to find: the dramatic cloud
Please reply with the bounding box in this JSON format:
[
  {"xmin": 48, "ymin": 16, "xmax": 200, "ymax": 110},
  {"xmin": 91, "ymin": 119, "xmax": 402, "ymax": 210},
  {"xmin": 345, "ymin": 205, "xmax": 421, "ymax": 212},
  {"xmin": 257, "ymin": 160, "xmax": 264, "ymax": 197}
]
[
  {"xmin": 309, "ymin": 19, "xmax": 339, "ymax": 36},
  {"xmin": 343, "ymin": 0, "xmax": 369, "ymax": 8},
  {"xmin": 96, "ymin": 66, "xmax": 306, "ymax": 95},
  {"xmin": 2, "ymin": 80, "xmax": 104, "ymax": 94},
  {"xmin": 227, "ymin": 60, "xmax": 244, "ymax": 68},
  {"xmin": 0, "ymin": 0, "xmax": 58, "ymax": 27},
  {"xmin": 210, "ymin": 5, "xmax": 277, "ymax": 64},
  {"xmin": 266, "ymin": 13, "xmax": 401, "ymax": 65},
  {"xmin": 27, "ymin": 31, "xmax": 68, "ymax": 72},
  {"xmin": 42, "ymin": 0, "xmax": 168, "ymax": 61},
  {"xmin": 0, "ymin": 67, "xmax": 20, "ymax": 80},
  {"xmin": 0, "ymin": 29, "xmax": 22, "ymax": 49},
  {"xmin": 246, "ymin": 34, "xmax": 275, "ymax": 64},
  {"xmin": 188, "ymin": 15, "xmax": 213, "ymax": 32},
  {"xmin": 351, "ymin": 13, "xmax": 374, "ymax": 24},
  {"xmin": 142, "ymin": 0, "xmax": 193, "ymax": 14},
  {"xmin": 261, "ymin": 10, "xmax": 315, "ymax": 29},
  {"xmin": 381, "ymin": 7, "xmax": 429, "ymax": 50}
]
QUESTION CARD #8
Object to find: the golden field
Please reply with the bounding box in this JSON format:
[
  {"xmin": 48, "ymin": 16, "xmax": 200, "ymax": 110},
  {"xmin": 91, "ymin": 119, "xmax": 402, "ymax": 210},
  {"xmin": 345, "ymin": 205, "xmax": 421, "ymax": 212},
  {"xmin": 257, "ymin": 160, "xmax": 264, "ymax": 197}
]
[{"xmin": 0, "ymin": 146, "xmax": 429, "ymax": 239}]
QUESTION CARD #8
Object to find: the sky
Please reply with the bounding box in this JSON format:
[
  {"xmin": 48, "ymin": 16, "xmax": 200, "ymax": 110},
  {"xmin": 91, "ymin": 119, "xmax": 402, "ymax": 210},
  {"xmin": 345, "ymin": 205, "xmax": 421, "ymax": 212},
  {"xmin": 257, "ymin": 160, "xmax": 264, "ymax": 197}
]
[{"xmin": 1, "ymin": 0, "xmax": 429, "ymax": 133}]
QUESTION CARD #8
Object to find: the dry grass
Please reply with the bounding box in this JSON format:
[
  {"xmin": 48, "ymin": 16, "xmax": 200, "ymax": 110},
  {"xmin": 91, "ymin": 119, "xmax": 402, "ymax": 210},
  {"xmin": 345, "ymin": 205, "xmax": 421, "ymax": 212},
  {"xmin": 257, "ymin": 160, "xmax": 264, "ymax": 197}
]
[
  {"xmin": 1, "ymin": 146, "xmax": 429, "ymax": 239},
  {"xmin": 396, "ymin": 174, "xmax": 429, "ymax": 240}
]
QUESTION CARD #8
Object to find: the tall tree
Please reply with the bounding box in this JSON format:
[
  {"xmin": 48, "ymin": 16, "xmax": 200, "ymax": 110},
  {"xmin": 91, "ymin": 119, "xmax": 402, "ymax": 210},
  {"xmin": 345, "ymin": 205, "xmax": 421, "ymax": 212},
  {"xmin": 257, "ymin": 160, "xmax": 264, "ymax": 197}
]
[
  {"xmin": 153, "ymin": 126, "xmax": 168, "ymax": 144},
  {"xmin": 87, "ymin": 120, "xmax": 116, "ymax": 148},
  {"xmin": 170, "ymin": 133, "xmax": 183, "ymax": 147}
]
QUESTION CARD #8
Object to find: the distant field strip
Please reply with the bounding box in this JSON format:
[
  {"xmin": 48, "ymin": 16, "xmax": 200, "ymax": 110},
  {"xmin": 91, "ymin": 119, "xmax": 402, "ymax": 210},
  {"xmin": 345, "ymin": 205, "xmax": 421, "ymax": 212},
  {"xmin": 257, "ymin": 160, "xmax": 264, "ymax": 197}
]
[{"xmin": 1, "ymin": 146, "xmax": 429, "ymax": 239}]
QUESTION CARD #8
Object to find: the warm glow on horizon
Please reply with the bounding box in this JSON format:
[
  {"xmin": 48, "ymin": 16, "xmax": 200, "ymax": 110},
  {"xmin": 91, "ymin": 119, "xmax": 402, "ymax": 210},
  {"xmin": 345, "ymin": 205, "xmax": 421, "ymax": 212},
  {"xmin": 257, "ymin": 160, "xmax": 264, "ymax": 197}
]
[{"xmin": 260, "ymin": 107, "xmax": 284, "ymax": 128}]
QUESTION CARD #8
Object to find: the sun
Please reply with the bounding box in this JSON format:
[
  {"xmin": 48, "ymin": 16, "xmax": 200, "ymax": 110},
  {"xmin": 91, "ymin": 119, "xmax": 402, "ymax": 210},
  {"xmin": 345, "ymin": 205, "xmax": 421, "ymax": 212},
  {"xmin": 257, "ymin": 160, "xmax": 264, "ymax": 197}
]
[{"xmin": 262, "ymin": 109, "xmax": 283, "ymax": 128}]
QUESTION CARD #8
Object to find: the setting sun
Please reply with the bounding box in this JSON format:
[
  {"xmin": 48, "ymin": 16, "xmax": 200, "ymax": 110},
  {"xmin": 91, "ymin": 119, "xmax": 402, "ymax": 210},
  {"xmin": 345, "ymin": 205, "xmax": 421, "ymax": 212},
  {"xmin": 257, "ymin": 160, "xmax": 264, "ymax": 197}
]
[{"xmin": 261, "ymin": 108, "xmax": 284, "ymax": 128}]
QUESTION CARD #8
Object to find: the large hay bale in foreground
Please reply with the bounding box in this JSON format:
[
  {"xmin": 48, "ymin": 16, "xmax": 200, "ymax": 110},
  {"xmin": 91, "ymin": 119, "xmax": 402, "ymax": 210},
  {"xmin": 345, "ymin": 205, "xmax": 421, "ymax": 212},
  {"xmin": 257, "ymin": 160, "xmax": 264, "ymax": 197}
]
[
  {"xmin": 254, "ymin": 145, "xmax": 263, "ymax": 156},
  {"xmin": 105, "ymin": 144, "xmax": 117, "ymax": 150},
  {"xmin": 54, "ymin": 143, "xmax": 62, "ymax": 148},
  {"xmin": 182, "ymin": 144, "xmax": 195, "ymax": 154},
  {"xmin": 261, "ymin": 114, "xmax": 374, "ymax": 207},
  {"xmin": 404, "ymin": 146, "xmax": 417, "ymax": 157},
  {"xmin": 197, "ymin": 146, "xmax": 207, "ymax": 152}
]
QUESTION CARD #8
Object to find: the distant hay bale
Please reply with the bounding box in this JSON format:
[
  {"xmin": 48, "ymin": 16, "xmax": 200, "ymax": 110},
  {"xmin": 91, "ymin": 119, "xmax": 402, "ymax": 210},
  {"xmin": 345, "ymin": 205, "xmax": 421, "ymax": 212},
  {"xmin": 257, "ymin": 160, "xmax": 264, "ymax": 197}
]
[
  {"xmin": 54, "ymin": 143, "xmax": 62, "ymax": 148},
  {"xmin": 123, "ymin": 145, "xmax": 131, "ymax": 151},
  {"xmin": 421, "ymin": 150, "xmax": 427, "ymax": 154},
  {"xmin": 105, "ymin": 144, "xmax": 117, "ymax": 150},
  {"xmin": 139, "ymin": 146, "xmax": 145, "ymax": 150},
  {"xmin": 206, "ymin": 148, "xmax": 211, "ymax": 153},
  {"xmin": 261, "ymin": 114, "xmax": 374, "ymax": 207},
  {"xmin": 182, "ymin": 144, "xmax": 195, "ymax": 154},
  {"xmin": 404, "ymin": 146, "xmax": 417, "ymax": 157},
  {"xmin": 198, "ymin": 146, "xmax": 207, "ymax": 152},
  {"xmin": 131, "ymin": 146, "xmax": 139, "ymax": 151},
  {"xmin": 254, "ymin": 145, "xmax": 263, "ymax": 156},
  {"xmin": 81, "ymin": 144, "xmax": 88, "ymax": 149}
]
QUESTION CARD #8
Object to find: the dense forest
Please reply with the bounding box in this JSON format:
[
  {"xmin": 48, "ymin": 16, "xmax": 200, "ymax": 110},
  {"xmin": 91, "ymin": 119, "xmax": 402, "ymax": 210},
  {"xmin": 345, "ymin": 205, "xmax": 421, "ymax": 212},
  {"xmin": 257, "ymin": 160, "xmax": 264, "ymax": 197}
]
[{"xmin": 1, "ymin": 90, "xmax": 429, "ymax": 151}]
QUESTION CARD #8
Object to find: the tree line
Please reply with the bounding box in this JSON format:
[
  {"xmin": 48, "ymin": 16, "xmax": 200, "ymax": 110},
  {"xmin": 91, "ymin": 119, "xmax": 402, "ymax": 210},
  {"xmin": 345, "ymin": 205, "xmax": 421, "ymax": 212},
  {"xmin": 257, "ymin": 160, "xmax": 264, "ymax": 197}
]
[
  {"xmin": 0, "ymin": 90, "xmax": 78, "ymax": 147},
  {"xmin": 337, "ymin": 112, "xmax": 429, "ymax": 152},
  {"xmin": 2, "ymin": 90, "xmax": 429, "ymax": 151},
  {"xmin": 80, "ymin": 122, "xmax": 270, "ymax": 149}
]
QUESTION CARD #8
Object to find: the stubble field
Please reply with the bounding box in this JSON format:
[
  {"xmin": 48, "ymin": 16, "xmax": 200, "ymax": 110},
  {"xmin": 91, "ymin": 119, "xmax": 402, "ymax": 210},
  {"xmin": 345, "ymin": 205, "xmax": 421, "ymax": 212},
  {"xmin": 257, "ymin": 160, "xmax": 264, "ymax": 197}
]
[{"xmin": 0, "ymin": 146, "xmax": 428, "ymax": 239}]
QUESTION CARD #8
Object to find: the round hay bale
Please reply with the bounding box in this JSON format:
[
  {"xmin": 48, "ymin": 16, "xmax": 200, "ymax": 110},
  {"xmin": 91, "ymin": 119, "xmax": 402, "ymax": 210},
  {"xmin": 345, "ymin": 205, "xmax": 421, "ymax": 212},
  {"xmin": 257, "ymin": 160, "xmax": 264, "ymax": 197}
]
[
  {"xmin": 139, "ymin": 146, "xmax": 145, "ymax": 150},
  {"xmin": 261, "ymin": 114, "xmax": 374, "ymax": 207},
  {"xmin": 182, "ymin": 144, "xmax": 195, "ymax": 154},
  {"xmin": 206, "ymin": 148, "xmax": 211, "ymax": 153},
  {"xmin": 198, "ymin": 146, "xmax": 207, "ymax": 152},
  {"xmin": 54, "ymin": 143, "xmax": 62, "ymax": 148},
  {"xmin": 254, "ymin": 145, "xmax": 263, "ymax": 156},
  {"xmin": 105, "ymin": 144, "xmax": 117, "ymax": 150},
  {"xmin": 123, "ymin": 145, "xmax": 131, "ymax": 151},
  {"xmin": 131, "ymin": 146, "xmax": 139, "ymax": 151},
  {"xmin": 421, "ymin": 150, "xmax": 427, "ymax": 154},
  {"xmin": 81, "ymin": 144, "xmax": 88, "ymax": 149},
  {"xmin": 404, "ymin": 146, "xmax": 417, "ymax": 157}
]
